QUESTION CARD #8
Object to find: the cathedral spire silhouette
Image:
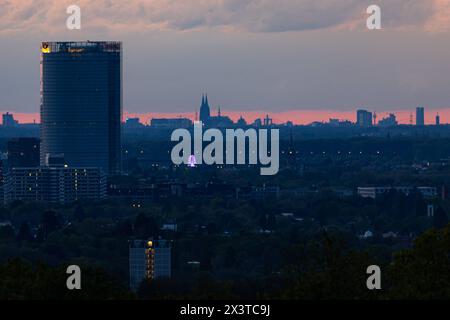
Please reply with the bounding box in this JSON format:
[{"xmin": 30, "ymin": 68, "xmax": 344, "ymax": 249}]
[{"xmin": 199, "ymin": 93, "xmax": 210, "ymax": 123}]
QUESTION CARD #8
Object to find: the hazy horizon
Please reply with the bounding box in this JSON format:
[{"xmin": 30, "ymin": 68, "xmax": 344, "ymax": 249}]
[{"xmin": 2, "ymin": 107, "xmax": 447, "ymax": 126}]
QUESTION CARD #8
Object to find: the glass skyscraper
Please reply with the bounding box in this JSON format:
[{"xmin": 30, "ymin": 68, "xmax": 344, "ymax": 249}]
[
  {"xmin": 40, "ymin": 41, "xmax": 122, "ymax": 174},
  {"xmin": 416, "ymin": 106, "xmax": 425, "ymax": 126}
]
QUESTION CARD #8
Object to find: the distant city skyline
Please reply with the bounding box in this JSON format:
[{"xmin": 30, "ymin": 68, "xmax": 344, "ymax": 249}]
[{"xmin": 1, "ymin": 106, "xmax": 447, "ymax": 126}]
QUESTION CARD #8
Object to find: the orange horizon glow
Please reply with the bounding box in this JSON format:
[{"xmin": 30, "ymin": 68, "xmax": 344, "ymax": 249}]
[{"xmin": 2, "ymin": 109, "xmax": 450, "ymax": 126}]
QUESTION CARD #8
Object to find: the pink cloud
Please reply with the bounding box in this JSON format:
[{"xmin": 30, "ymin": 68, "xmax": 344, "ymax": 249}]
[{"xmin": 426, "ymin": 0, "xmax": 450, "ymax": 32}]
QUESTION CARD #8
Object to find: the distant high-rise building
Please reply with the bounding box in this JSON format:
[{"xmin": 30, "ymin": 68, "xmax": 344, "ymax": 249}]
[
  {"xmin": 124, "ymin": 118, "xmax": 144, "ymax": 129},
  {"xmin": 129, "ymin": 239, "xmax": 172, "ymax": 291},
  {"xmin": 378, "ymin": 114, "xmax": 398, "ymax": 127},
  {"xmin": 3, "ymin": 166, "xmax": 106, "ymax": 204},
  {"xmin": 0, "ymin": 157, "xmax": 7, "ymax": 204},
  {"xmin": 44, "ymin": 153, "xmax": 66, "ymax": 167},
  {"xmin": 2, "ymin": 112, "xmax": 18, "ymax": 127},
  {"xmin": 436, "ymin": 113, "xmax": 440, "ymax": 126},
  {"xmin": 7, "ymin": 138, "xmax": 40, "ymax": 168},
  {"xmin": 356, "ymin": 109, "xmax": 373, "ymax": 127},
  {"xmin": 199, "ymin": 94, "xmax": 211, "ymax": 124},
  {"xmin": 151, "ymin": 118, "xmax": 193, "ymax": 129},
  {"xmin": 40, "ymin": 41, "xmax": 122, "ymax": 175},
  {"xmin": 416, "ymin": 107, "xmax": 425, "ymax": 126}
]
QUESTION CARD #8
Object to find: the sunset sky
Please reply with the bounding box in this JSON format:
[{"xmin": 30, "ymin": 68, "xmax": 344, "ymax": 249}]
[{"xmin": 1, "ymin": 0, "xmax": 450, "ymax": 124}]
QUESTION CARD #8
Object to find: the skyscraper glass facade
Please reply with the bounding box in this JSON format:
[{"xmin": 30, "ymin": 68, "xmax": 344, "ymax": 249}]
[{"xmin": 40, "ymin": 41, "xmax": 122, "ymax": 174}]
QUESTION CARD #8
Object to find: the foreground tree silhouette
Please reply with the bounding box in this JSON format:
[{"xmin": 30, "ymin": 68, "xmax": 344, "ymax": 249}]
[
  {"xmin": 283, "ymin": 233, "xmax": 382, "ymax": 300},
  {"xmin": 0, "ymin": 259, "xmax": 133, "ymax": 300},
  {"xmin": 386, "ymin": 224, "xmax": 450, "ymax": 299},
  {"xmin": 433, "ymin": 206, "xmax": 449, "ymax": 230},
  {"xmin": 133, "ymin": 213, "xmax": 159, "ymax": 238},
  {"xmin": 73, "ymin": 205, "xmax": 86, "ymax": 222},
  {"xmin": 16, "ymin": 221, "xmax": 33, "ymax": 241},
  {"xmin": 36, "ymin": 210, "xmax": 62, "ymax": 241}
]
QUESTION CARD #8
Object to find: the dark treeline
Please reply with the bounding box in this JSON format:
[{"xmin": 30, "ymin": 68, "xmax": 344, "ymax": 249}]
[{"xmin": 0, "ymin": 188, "xmax": 449, "ymax": 299}]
